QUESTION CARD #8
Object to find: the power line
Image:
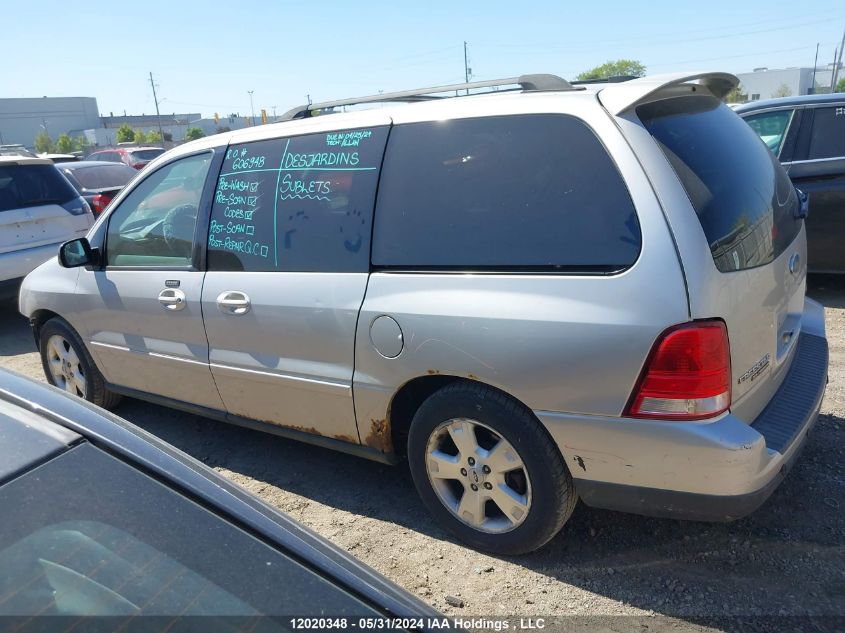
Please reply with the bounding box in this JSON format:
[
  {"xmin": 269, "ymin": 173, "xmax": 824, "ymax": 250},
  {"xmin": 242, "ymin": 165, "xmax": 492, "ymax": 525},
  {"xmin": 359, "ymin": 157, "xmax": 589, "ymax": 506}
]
[
  {"xmin": 477, "ymin": 14, "xmax": 842, "ymax": 51},
  {"xmin": 646, "ymin": 44, "xmax": 821, "ymax": 69}
]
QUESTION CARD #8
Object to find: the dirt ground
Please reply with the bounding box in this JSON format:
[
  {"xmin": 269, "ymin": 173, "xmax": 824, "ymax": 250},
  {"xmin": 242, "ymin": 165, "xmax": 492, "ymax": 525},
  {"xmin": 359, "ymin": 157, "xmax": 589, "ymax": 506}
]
[{"xmin": 1, "ymin": 277, "xmax": 843, "ymax": 631}]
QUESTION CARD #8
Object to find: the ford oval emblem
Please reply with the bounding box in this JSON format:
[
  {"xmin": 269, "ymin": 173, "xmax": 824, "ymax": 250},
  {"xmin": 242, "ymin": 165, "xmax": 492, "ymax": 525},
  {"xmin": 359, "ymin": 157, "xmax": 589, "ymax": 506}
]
[{"xmin": 788, "ymin": 253, "xmax": 801, "ymax": 275}]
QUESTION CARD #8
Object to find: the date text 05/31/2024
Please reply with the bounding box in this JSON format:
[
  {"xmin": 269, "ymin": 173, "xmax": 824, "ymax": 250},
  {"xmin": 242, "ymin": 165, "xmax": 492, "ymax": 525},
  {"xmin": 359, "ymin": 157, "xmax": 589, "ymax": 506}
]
[{"xmin": 289, "ymin": 617, "xmax": 547, "ymax": 630}]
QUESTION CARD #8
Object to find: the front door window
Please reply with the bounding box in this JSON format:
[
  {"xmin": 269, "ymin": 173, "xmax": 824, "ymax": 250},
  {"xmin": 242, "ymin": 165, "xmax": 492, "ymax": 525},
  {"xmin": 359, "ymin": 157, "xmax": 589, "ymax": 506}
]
[{"xmin": 105, "ymin": 153, "xmax": 211, "ymax": 267}]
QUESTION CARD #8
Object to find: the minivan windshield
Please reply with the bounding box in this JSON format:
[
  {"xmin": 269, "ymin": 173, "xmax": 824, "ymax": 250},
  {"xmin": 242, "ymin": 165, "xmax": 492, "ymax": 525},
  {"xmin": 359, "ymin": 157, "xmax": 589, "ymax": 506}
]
[{"xmin": 638, "ymin": 96, "xmax": 801, "ymax": 273}]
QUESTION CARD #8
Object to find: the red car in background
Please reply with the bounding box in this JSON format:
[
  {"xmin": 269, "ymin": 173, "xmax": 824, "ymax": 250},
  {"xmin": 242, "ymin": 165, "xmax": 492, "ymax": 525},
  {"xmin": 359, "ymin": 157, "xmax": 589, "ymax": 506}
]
[
  {"xmin": 54, "ymin": 161, "xmax": 137, "ymax": 216},
  {"xmin": 85, "ymin": 146, "xmax": 165, "ymax": 170}
]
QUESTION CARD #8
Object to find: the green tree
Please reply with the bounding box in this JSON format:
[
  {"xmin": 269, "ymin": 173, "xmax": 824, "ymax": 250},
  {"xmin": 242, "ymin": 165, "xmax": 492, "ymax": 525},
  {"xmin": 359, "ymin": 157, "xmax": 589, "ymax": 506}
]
[
  {"xmin": 116, "ymin": 123, "xmax": 135, "ymax": 143},
  {"xmin": 185, "ymin": 127, "xmax": 205, "ymax": 141},
  {"xmin": 836, "ymin": 78, "xmax": 845, "ymax": 93},
  {"xmin": 772, "ymin": 83, "xmax": 793, "ymax": 98},
  {"xmin": 134, "ymin": 130, "xmax": 147, "ymax": 144},
  {"xmin": 576, "ymin": 59, "xmax": 646, "ymax": 81},
  {"xmin": 34, "ymin": 130, "xmax": 54, "ymax": 153},
  {"xmin": 55, "ymin": 133, "xmax": 73, "ymax": 154},
  {"xmin": 72, "ymin": 136, "xmax": 87, "ymax": 152},
  {"xmin": 147, "ymin": 129, "xmax": 162, "ymax": 143},
  {"xmin": 725, "ymin": 84, "xmax": 748, "ymax": 104}
]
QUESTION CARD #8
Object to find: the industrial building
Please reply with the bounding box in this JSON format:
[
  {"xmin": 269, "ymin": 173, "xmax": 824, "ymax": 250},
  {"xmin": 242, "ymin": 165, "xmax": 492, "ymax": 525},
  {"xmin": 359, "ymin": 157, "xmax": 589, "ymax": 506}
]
[
  {"xmin": 0, "ymin": 97, "xmax": 99, "ymax": 147},
  {"xmin": 735, "ymin": 63, "xmax": 842, "ymax": 101},
  {"xmin": 0, "ymin": 96, "xmax": 257, "ymax": 150}
]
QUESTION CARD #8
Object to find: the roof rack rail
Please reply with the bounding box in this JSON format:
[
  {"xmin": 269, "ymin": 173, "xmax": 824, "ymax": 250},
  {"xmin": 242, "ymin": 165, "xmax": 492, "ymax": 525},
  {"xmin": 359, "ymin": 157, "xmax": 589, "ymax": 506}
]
[
  {"xmin": 278, "ymin": 74, "xmax": 574, "ymax": 121},
  {"xmin": 570, "ymin": 75, "xmax": 640, "ymax": 85}
]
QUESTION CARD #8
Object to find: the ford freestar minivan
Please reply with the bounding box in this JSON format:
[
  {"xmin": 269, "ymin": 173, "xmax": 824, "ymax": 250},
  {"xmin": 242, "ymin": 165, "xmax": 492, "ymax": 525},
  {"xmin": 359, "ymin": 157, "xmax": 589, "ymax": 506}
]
[{"xmin": 19, "ymin": 72, "xmax": 828, "ymax": 554}]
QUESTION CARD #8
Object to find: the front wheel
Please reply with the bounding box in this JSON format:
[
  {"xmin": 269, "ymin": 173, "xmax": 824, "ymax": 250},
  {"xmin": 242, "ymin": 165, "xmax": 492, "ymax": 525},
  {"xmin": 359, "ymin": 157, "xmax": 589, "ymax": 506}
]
[
  {"xmin": 407, "ymin": 381, "xmax": 576, "ymax": 554},
  {"xmin": 39, "ymin": 317, "xmax": 121, "ymax": 409}
]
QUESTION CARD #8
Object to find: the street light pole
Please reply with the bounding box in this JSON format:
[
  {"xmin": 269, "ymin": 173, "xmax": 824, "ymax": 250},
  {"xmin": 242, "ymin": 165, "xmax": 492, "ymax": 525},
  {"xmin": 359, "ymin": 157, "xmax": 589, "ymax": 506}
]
[{"xmin": 248, "ymin": 91, "xmax": 256, "ymax": 126}]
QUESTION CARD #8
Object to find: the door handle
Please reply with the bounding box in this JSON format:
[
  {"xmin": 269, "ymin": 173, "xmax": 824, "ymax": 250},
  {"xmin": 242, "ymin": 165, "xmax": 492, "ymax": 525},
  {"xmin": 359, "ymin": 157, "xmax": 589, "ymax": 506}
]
[
  {"xmin": 158, "ymin": 288, "xmax": 186, "ymax": 311},
  {"xmin": 216, "ymin": 290, "xmax": 251, "ymax": 315}
]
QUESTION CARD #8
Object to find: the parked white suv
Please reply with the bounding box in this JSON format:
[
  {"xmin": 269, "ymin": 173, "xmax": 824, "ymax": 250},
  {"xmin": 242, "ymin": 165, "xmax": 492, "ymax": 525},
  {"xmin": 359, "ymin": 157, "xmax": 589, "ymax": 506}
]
[
  {"xmin": 19, "ymin": 73, "xmax": 828, "ymax": 554},
  {"xmin": 0, "ymin": 157, "xmax": 94, "ymax": 299}
]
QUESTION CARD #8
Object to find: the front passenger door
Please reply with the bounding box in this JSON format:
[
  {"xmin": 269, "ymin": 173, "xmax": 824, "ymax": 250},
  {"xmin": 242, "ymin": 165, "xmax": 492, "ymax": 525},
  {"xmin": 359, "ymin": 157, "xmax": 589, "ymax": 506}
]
[{"xmin": 75, "ymin": 151, "xmax": 225, "ymax": 410}]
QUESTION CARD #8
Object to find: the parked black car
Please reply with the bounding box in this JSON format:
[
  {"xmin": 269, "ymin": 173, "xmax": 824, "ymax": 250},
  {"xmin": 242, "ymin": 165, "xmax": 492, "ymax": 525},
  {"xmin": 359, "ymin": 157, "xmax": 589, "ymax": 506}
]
[
  {"xmin": 0, "ymin": 368, "xmax": 439, "ymax": 630},
  {"xmin": 54, "ymin": 160, "xmax": 137, "ymax": 216},
  {"xmin": 735, "ymin": 93, "xmax": 845, "ymax": 273}
]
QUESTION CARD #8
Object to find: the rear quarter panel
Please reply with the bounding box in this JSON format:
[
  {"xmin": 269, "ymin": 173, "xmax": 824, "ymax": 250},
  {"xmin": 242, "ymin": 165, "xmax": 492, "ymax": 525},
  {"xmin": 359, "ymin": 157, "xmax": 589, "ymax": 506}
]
[{"xmin": 354, "ymin": 97, "xmax": 689, "ymax": 448}]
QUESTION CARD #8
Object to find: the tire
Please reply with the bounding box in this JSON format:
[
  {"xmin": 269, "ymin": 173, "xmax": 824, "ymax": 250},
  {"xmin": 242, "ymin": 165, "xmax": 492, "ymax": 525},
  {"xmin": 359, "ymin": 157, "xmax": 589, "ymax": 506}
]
[
  {"xmin": 39, "ymin": 317, "xmax": 121, "ymax": 410},
  {"xmin": 407, "ymin": 381, "xmax": 576, "ymax": 554}
]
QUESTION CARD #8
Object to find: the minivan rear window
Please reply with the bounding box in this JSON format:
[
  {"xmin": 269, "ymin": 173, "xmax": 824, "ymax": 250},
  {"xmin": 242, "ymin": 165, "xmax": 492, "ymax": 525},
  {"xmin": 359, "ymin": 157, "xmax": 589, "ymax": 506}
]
[
  {"xmin": 372, "ymin": 114, "xmax": 641, "ymax": 271},
  {"xmin": 0, "ymin": 164, "xmax": 78, "ymax": 212},
  {"xmin": 638, "ymin": 96, "xmax": 801, "ymax": 273}
]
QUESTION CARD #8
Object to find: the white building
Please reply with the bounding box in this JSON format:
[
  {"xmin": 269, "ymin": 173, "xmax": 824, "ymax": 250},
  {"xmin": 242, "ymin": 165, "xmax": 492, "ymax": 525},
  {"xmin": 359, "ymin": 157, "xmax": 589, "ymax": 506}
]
[
  {"xmin": 0, "ymin": 97, "xmax": 99, "ymax": 147},
  {"xmin": 735, "ymin": 64, "xmax": 842, "ymax": 102}
]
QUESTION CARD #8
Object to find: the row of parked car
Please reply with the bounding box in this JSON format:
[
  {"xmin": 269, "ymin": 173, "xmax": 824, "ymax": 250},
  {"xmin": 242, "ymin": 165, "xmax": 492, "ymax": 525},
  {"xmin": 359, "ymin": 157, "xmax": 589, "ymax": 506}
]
[{"xmin": 0, "ymin": 148, "xmax": 168, "ymax": 299}]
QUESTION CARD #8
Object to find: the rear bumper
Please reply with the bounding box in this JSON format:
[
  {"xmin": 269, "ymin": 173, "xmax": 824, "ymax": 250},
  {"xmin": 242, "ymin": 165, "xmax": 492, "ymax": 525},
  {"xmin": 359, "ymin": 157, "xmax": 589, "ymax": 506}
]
[
  {"xmin": 0, "ymin": 243, "xmax": 63, "ymax": 285},
  {"xmin": 536, "ymin": 320, "xmax": 828, "ymax": 521}
]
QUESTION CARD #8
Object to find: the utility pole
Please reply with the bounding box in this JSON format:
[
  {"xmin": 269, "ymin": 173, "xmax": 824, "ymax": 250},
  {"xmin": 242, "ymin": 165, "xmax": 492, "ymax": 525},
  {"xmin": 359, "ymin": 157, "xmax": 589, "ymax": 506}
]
[
  {"xmin": 149, "ymin": 72, "xmax": 164, "ymax": 143},
  {"xmin": 464, "ymin": 41, "xmax": 470, "ymax": 95},
  {"xmin": 248, "ymin": 90, "xmax": 256, "ymax": 126},
  {"xmin": 811, "ymin": 43, "xmax": 819, "ymax": 94},
  {"xmin": 834, "ymin": 27, "xmax": 845, "ymax": 90}
]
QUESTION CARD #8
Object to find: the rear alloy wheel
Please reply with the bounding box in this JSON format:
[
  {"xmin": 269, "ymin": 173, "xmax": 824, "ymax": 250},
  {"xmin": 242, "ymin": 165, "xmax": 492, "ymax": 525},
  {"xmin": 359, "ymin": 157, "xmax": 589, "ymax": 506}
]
[
  {"xmin": 425, "ymin": 418, "xmax": 532, "ymax": 533},
  {"xmin": 39, "ymin": 317, "xmax": 121, "ymax": 409},
  {"xmin": 408, "ymin": 381, "xmax": 576, "ymax": 554}
]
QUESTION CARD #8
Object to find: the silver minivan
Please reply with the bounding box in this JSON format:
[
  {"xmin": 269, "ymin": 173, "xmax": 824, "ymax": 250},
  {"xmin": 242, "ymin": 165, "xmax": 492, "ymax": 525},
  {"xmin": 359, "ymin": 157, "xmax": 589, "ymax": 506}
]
[{"xmin": 19, "ymin": 72, "xmax": 829, "ymax": 554}]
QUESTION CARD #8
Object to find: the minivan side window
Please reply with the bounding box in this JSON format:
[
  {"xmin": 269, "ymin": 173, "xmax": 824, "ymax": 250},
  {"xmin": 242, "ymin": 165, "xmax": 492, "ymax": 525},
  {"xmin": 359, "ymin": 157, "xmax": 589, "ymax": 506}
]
[
  {"xmin": 371, "ymin": 114, "xmax": 641, "ymax": 270},
  {"xmin": 807, "ymin": 106, "xmax": 845, "ymax": 160},
  {"xmin": 207, "ymin": 127, "xmax": 388, "ymax": 273},
  {"xmin": 743, "ymin": 109, "xmax": 793, "ymax": 156},
  {"xmin": 105, "ymin": 152, "xmax": 212, "ymax": 267}
]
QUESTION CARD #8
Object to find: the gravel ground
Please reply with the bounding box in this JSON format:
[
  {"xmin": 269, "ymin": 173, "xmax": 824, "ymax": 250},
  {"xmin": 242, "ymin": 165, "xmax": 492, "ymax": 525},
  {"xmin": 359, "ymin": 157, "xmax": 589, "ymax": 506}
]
[{"xmin": 1, "ymin": 278, "xmax": 844, "ymax": 631}]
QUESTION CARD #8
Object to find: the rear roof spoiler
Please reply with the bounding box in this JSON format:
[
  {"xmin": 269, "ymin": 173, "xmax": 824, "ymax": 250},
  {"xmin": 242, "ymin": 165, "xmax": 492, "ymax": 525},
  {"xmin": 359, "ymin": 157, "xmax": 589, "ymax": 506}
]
[{"xmin": 598, "ymin": 72, "xmax": 739, "ymax": 115}]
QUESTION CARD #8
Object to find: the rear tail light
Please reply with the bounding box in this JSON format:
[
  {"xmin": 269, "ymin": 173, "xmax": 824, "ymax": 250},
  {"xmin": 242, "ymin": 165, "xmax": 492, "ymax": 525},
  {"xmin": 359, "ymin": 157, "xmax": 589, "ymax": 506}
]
[
  {"xmin": 624, "ymin": 320, "xmax": 731, "ymax": 421},
  {"xmin": 91, "ymin": 193, "xmax": 113, "ymax": 215},
  {"xmin": 61, "ymin": 197, "xmax": 91, "ymax": 216}
]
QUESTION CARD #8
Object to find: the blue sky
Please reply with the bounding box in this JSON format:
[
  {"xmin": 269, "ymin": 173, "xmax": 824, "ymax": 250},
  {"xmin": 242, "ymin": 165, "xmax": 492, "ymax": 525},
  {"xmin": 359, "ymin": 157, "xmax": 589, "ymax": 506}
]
[{"xmin": 7, "ymin": 1, "xmax": 844, "ymax": 118}]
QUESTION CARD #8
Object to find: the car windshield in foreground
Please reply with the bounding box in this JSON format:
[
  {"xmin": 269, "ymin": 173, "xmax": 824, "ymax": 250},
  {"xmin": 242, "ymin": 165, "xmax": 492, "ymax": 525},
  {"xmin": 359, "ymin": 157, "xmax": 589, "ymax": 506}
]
[
  {"xmin": 0, "ymin": 164, "xmax": 78, "ymax": 212},
  {"xmin": 0, "ymin": 442, "xmax": 383, "ymax": 622},
  {"xmin": 637, "ymin": 95, "xmax": 801, "ymax": 273}
]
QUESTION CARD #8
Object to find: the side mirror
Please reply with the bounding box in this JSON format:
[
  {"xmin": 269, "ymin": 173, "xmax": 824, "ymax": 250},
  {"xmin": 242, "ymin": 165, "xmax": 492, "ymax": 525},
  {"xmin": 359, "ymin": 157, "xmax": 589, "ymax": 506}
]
[
  {"xmin": 59, "ymin": 238, "xmax": 99, "ymax": 268},
  {"xmin": 795, "ymin": 188, "xmax": 809, "ymax": 220}
]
